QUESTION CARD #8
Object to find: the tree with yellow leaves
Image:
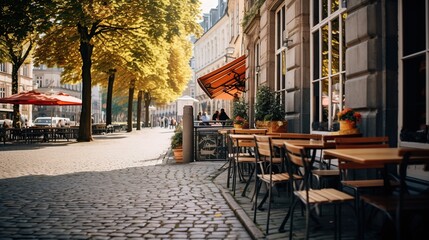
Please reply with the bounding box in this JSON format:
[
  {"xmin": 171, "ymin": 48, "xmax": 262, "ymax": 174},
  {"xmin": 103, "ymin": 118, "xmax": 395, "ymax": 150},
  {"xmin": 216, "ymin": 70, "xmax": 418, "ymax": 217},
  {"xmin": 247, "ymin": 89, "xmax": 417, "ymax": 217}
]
[
  {"xmin": 34, "ymin": 0, "xmax": 201, "ymax": 141},
  {"xmin": 0, "ymin": 0, "xmax": 54, "ymax": 127}
]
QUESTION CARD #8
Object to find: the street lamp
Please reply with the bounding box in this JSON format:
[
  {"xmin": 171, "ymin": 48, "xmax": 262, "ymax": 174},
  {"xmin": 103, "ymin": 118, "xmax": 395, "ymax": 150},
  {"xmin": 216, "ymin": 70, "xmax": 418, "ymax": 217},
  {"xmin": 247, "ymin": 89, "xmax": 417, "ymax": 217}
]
[{"xmin": 225, "ymin": 46, "xmax": 236, "ymax": 62}]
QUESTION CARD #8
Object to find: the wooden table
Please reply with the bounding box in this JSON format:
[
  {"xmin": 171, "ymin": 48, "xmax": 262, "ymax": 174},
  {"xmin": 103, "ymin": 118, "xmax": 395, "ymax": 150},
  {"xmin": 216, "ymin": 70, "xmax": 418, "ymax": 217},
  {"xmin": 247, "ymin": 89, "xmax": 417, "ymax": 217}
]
[
  {"xmin": 271, "ymin": 139, "xmax": 325, "ymax": 149},
  {"xmin": 323, "ymin": 147, "xmax": 429, "ymax": 239},
  {"xmin": 323, "ymin": 147, "xmax": 429, "ymax": 190},
  {"xmin": 323, "ymin": 148, "xmax": 405, "ymax": 165}
]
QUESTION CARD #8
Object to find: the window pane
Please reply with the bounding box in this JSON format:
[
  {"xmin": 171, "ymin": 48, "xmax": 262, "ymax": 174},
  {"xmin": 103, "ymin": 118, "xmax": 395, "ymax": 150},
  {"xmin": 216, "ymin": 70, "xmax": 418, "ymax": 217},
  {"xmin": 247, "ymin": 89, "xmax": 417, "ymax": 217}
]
[
  {"xmin": 331, "ymin": 17, "xmax": 340, "ymax": 74},
  {"xmin": 282, "ymin": 5, "xmax": 286, "ymax": 34},
  {"xmin": 277, "ymin": 11, "xmax": 281, "ymax": 50},
  {"xmin": 331, "ymin": 0, "xmax": 339, "ymax": 13},
  {"xmin": 403, "ymin": 0, "xmax": 426, "ymax": 56},
  {"xmin": 403, "ymin": 55, "xmax": 426, "ymax": 131},
  {"xmin": 322, "ymin": 0, "xmax": 328, "ymax": 20},
  {"xmin": 313, "ymin": 0, "xmax": 319, "ymax": 26},
  {"xmin": 312, "ymin": 81, "xmax": 321, "ymax": 130},
  {"xmin": 342, "ymin": 13, "xmax": 347, "ymax": 71},
  {"xmin": 322, "ymin": 79, "xmax": 329, "ymax": 123},
  {"xmin": 277, "ymin": 54, "xmax": 281, "ymax": 90},
  {"xmin": 322, "ymin": 24, "xmax": 329, "ymax": 77},
  {"xmin": 331, "ymin": 75, "xmax": 340, "ymax": 121},
  {"xmin": 313, "ymin": 31, "xmax": 320, "ymax": 80}
]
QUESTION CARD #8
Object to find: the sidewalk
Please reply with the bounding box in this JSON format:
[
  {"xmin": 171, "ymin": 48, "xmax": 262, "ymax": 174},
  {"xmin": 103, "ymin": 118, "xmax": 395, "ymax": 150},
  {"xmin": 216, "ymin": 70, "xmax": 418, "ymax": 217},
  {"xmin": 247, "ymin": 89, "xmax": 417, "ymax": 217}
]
[
  {"xmin": 0, "ymin": 128, "xmax": 385, "ymax": 239},
  {"xmin": 0, "ymin": 128, "xmax": 251, "ymax": 239}
]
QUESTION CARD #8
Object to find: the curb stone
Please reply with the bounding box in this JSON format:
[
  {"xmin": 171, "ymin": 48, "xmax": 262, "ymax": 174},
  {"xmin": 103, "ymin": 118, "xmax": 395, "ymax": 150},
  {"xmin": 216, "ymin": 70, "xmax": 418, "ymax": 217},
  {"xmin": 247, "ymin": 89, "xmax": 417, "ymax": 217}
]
[{"xmin": 214, "ymin": 173, "xmax": 266, "ymax": 240}]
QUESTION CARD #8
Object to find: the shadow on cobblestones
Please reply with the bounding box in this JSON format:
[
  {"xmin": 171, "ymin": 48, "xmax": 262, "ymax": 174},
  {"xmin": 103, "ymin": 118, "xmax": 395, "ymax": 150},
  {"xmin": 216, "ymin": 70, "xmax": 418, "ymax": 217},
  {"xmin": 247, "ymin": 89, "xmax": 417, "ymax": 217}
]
[{"xmin": 0, "ymin": 162, "xmax": 252, "ymax": 239}]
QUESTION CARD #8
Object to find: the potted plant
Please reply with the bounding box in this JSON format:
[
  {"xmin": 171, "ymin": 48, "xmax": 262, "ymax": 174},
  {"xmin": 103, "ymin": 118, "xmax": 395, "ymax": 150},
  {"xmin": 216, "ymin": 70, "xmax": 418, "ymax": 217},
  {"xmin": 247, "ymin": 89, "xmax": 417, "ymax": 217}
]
[
  {"xmin": 171, "ymin": 125, "xmax": 183, "ymax": 163},
  {"xmin": 337, "ymin": 108, "xmax": 361, "ymax": 134},
  {"xmin": 254, "ymin": 85, "xmax": 287, "ymax": 133},
  {"xmin": 232, "ymin": 97, "xmax": 249, "ymax": 129},
  {"xmin": 233, "ymin": 116, "xmax": 249, "ymax": 129}
]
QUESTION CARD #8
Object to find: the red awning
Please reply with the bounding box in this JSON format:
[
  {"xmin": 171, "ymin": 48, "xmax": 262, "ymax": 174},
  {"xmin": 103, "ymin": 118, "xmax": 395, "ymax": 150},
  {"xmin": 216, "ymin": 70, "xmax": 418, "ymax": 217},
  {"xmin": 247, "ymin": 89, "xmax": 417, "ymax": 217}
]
[{"xmin": 197, "ymin": 55, "xmax": 246, "ymax": 100}]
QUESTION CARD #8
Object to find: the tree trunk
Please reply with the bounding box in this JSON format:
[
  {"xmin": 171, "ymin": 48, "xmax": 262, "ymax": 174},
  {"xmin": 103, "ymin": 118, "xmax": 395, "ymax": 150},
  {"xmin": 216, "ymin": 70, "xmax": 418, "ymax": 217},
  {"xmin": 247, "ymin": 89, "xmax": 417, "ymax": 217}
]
[
  {"xmin": 127, "ymin": 79, "xmax": 135, "ymax": 132},
  {"xmin": 144, "ymin": 92, "xmax": 151, "ymax": 127},
  {"xmin": 106, "ymin": 69, "xmax": 116, "ymax": 125},
  {"xmin": 137, "ymin": 90, "xmax": 142, "ymax": 130},
  {"xmin": 11, "ymin": 64, "xmax": 20, "ymax": 128},
  {"xmin": 77, "ymin": 40, "xmax": 93, "ymax": 141}
]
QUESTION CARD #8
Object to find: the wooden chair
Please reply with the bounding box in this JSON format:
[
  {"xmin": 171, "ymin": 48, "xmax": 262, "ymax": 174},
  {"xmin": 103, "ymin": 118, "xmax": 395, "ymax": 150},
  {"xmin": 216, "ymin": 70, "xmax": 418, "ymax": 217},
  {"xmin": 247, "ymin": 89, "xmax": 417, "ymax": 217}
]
[
  {"xmin": 335, "ymin": 137, "xmax": 396, "ymax": 198},
  {"xmin": 226, "ymin": 134, "xmax": 255, "ymax": 196},
  {"xmin": 360, "ymin": 148, "xmax": 429, "ymax": 240},
  {"xmin": 227, "ymin": 129, "xmax": 267, "ymax": 196},
  {"xmin": 253, "ymin": 135, "xmax": 292, "ymax": 235},
  {"xmin": 268, "ymin": 132, "xmax": 322, "ymax": 140},
  {"xmin": 282, "ymin": 142, "xmax": 354, "ymax": 239},
  {"xmin": 321, "ymin": 133, "xmax": 363, "ymax": 168}
]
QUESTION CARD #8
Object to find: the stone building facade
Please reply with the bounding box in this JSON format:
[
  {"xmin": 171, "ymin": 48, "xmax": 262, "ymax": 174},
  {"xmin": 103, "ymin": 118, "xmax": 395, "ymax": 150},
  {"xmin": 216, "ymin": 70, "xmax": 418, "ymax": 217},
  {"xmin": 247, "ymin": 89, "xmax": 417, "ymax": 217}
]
[
  {"xmin": 0, "ymin": 62, "xmax": 34, "ymax": 122},
  {"xmin": 193, "ymin": 0, "xmax": 244, "ymax": 119},
  {"xmin": 242, "ymin": 0, "xmax": 428, "ymax": 153}
]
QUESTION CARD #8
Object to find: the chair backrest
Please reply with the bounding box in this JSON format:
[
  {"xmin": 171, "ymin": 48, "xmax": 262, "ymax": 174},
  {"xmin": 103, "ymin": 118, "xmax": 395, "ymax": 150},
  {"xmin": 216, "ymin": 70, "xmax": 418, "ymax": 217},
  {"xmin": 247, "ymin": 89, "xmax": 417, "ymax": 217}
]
[
  {"xmin": 335, "ymin": 136, "xmax": 389, "ymax": 173},
  {"xmin": 233, "ymin": 129, "xmax": 267, "ymax": 135},
  {"xmin": 397, "ymin": 148, "xmax": 429, "ymax": 225},
  {"xmin": 254, "ymin": 135, "xmax": 275, "ymax": 176},
  {"xmin": 254, "ymin": 135, "xmax": 272, "ymax": 158},
  {"xmin": 322, "ymin": 133, "xmax": 362, "ymax": 148},
  {"xmin": 269, "ymin": 133, "xmax": 322, "ymax": 140},
  {"xmin": 284, "ymin": 142, "xmax": 311, "ymax": 190},
  {"xmin": 335, "ymin": 136, "xmax": 389, "ymax": 149},
  {"xmin": 398, "ymin": 148, "xmax": 429, "ymax": 187}
]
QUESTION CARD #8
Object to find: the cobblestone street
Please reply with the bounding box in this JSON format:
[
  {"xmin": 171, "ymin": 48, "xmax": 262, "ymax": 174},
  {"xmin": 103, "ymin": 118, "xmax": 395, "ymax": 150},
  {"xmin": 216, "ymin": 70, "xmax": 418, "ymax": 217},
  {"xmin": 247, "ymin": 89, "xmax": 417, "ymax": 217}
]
[{"xmin": 0, "ymin": 128, "xmax": 251, "ymax": 239}]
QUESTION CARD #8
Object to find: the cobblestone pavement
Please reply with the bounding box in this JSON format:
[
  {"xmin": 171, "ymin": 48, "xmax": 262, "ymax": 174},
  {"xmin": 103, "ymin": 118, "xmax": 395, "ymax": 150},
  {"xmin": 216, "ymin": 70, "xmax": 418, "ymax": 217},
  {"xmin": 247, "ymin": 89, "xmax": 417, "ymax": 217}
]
[{"xmin": 0, "ymin": 128, "xmax": 251, "ymax": 239}]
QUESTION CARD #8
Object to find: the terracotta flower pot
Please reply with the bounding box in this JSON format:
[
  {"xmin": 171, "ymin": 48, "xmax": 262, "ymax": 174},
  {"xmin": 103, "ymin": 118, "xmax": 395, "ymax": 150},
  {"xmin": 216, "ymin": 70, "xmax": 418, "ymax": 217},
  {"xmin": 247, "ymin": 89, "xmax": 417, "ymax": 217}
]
[
  {"xmin": 172, "ymin": 148, "xmax": 183, "ymax": 163},
  {"xmin": 339, "ymin": 120, "xmax": 359, "ymax": 134}
]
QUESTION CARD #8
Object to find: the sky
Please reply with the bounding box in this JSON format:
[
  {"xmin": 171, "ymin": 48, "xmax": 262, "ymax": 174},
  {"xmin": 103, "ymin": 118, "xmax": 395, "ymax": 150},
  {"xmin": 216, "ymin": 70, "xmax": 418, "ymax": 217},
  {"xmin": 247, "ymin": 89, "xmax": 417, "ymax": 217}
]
[{"xmin": 200, "ymin": 0, "xmax": 219, "ymax": 15}]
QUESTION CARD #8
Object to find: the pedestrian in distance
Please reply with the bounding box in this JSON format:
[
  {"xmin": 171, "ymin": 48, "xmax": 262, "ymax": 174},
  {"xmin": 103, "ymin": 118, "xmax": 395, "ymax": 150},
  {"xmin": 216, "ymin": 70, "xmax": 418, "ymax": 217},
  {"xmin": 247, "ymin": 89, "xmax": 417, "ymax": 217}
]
[
  {"xmin": 201, "ymin": 112, "xmax": 210, "ymax": 125},
  {"xmin": 218, "ymin": 108, "xmax": 230, "ymax": 126},
  {"xmin": 212, "ymin": 110, "xmax": 219, "ymax": 121}
]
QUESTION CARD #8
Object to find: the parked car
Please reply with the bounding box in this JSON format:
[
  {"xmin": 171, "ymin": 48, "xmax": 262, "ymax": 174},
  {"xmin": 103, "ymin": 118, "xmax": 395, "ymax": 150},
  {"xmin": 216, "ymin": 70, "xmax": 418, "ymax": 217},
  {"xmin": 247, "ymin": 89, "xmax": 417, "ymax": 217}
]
[{"xmin": 33, "ymin": 117, "xmax": 70, "ymax": 127}]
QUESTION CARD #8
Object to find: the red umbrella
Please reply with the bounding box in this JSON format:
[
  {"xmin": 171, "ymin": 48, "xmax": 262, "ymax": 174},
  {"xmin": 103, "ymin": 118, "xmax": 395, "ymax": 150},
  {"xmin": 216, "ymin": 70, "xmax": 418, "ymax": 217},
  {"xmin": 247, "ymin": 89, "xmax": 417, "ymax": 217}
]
[
  {"xmin": 0, "ymin": 90, "xmax": 53, "ymax": 105},
  {"xmin": 0, "ymin": 90, "xmax": 81, "ymax": 105},
  {"xmin": 46, "ymin": 92, "xmax": 82, "ymax": 105}
]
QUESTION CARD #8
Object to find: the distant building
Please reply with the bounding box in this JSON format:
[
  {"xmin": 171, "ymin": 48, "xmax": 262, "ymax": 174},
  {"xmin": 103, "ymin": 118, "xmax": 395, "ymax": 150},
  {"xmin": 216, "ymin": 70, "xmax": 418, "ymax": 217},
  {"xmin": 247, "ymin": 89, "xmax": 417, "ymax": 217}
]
[
  {"xmin": 0, "ymin": 62, "xmax": 34, "ymax": 122},
  {"xmin": 193, "ymin": 0, "xmax": 244, "ymax": 119},
  {"xmin": 33, "ymin": 65, "xmax": 103, "ymax": 124}
]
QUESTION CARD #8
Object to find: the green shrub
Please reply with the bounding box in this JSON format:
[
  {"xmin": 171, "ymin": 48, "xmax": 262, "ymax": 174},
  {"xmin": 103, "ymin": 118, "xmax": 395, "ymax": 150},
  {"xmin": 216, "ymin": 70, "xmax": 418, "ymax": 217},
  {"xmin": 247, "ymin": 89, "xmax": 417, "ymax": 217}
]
[
  {"xmin": 171, "ymin": 125, "xmax": 183, "ymax": 149},
  {"xmin": 255, "ymin": 85, "xmax": 285, "ymax": 121}
]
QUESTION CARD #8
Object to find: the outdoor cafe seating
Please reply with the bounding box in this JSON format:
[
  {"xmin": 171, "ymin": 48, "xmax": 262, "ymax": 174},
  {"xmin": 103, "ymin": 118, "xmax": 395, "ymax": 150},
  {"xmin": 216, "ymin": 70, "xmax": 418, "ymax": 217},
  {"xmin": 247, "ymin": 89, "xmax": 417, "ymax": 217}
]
[
  {"xmin": 1, "ymin": 126, "xmax": 79, "ymax": 144},
  {"xmin": 253, "ymin": 135, "xmax": 295, "ymax": 235},
  {"xmin": 216, "ymin": 126, "xmax": 429, "ymax": 239},
  {"xmin": 283, "ymin": 142, "xmax": 354, "ymax": 240},
  {"xmin": 360, "ymin": 148, "xmax": 429, "ymax": 240},
  {"xmin": 323, "ymin": 146, "xmax": 429, "ymax": 240}
]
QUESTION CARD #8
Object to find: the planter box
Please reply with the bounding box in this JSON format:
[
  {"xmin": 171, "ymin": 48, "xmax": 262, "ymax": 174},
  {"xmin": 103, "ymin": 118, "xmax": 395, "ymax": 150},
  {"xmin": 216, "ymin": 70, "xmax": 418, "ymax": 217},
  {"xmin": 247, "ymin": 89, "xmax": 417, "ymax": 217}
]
[{"xmin": 256, "ymin": 120, "xmax": 288, "ymax": 133}]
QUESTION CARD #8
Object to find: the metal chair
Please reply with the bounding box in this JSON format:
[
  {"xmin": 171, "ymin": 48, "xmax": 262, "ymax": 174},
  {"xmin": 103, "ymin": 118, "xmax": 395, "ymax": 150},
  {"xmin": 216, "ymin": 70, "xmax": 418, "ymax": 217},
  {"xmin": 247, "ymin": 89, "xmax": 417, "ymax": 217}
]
[
  {"xmin": 282, "ymin": 142, "xmax": 354, "ymax": 240},
  {"xmin": 253, "ymin": 135, "xmax": 292, "ymax": 235},
  {"xmin": 360, "ymin": 148, "xmax": 429, "ymax": 240}
]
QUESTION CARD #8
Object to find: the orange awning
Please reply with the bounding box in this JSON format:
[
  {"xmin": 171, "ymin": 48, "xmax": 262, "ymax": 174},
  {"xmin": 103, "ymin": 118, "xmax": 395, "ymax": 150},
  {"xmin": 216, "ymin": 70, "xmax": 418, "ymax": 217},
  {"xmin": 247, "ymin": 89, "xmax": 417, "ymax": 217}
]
[{"xmin": 197, "ymin": 55, "xmax": 247, "ymax": 100}]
